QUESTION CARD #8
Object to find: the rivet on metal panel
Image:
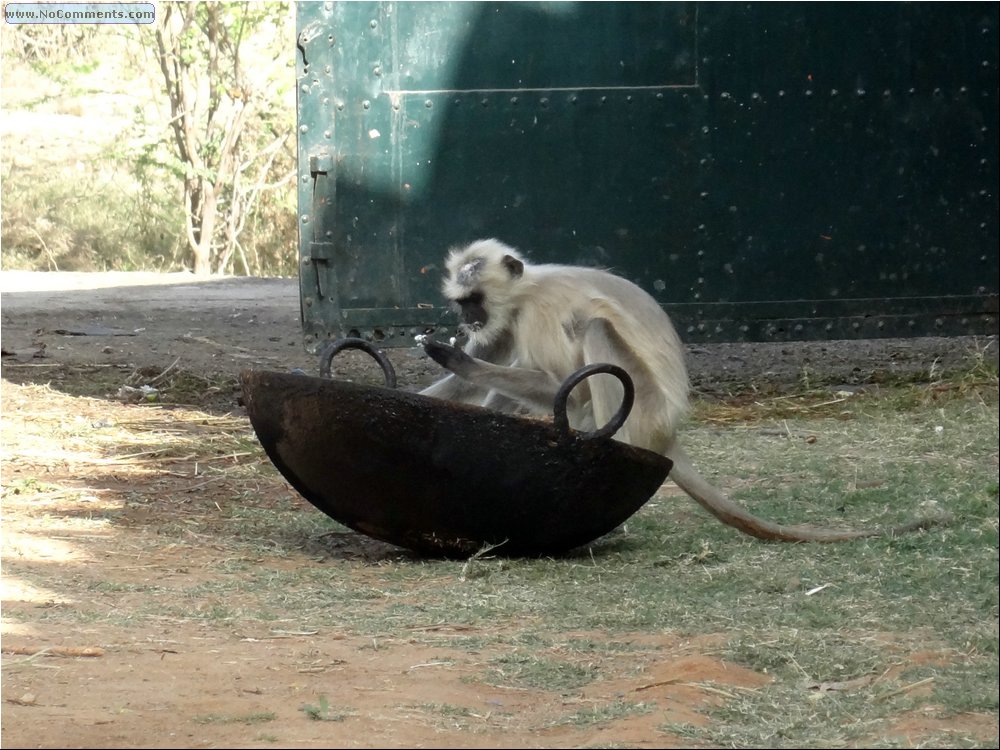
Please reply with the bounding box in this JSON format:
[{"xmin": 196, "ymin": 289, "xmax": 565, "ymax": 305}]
[
  {"xmin": 305, "ymin": 297, "xmax": 314, "ymax": 307},
  {"xmin": 369, "ymin": 19, "xmax": 377, "ymax": 28},
  {"xmin": 336, "ymin": 101, "xmax": 345, "ymax": 110},
  {"xmin": 373, "ymin": 65, "xmax": 382, "ymax": 76},
  {"xmin": 481, "ymin": 98, "xmax": 489, "ymax": 107},
  {"xmin": 656, "ymin": 92, "xmax": 664, "ymax": 100},
  {"xmin": 540, "ymin": 97, "xmax": 549, "ymax": 107},
  {"xmin": 856, "ymin": 88, "xmax": 867, "ymax": 97},
  {"xmin": 778, "ymin": 89, "xmax": 785, "ymax": 97},
  {"xmin": 804, "ymin": 89, "xmax": 813, "ymax": 97},
  {"xmin": 301, "ymin": 214, "xmax": 310, "ymax": 224},
  {"xmin": 425, "ymin": 99, "xmax": 433, "ymax": 108},
  {"xmin": 883, "ymin": 89, "xmax": 892, "ymax": 99},
  {"xmin": 362, "ymin": 100, "xmax": 371, "ymax": 109},
  {"xmin": 830, "ymin": 88, "xmax": 839, "ymax": 97},
  {"xmin": 600, "ymin": 95, "xmax": 607, "ymax": 105},
  {"xmin": 569, "ymin": 95, "xmax": 578, "ymax": 105},
  {"xmin": 324, "ymin": 131, "xmax": 331, "ymax": 139},
  {"xmin": 300, "ymin": 125, "xmax": 309, "ymax": 133},
  {"xmin": 510, "ymin": 96, "xmax": 519, "ymax": 105}
]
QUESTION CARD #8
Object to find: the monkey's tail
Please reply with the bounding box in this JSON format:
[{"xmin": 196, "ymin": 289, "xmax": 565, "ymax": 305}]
[{"xmin": 666, "ymin": 443, "xmax": 953, "ymax": 543}]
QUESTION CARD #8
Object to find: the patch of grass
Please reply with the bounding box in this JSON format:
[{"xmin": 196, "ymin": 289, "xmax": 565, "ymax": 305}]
[
  {"xmin": 224, "ymin": 503, "xmax": 351, "ymax": 552},
  {"xmin": 931, "ymin": 660, "xmax": 1000, "ymax": 715},
  {"xmin": 193, "ymin": 712, "xmax": 276, "ymax": 725},
  {"xmin": 405, "ymin": 702, "xmax": 477, "ymax": 730},
  {"xmin": 661, "ymin": 686, "xmax": 887, "ymax": 748},
  {"xmin": 415, "ymin": 702, "xmax": 476, "ymax": 717},
  {"xmin": 1, "ymin": 477, "xmax": 62, "ymax": 495},
  {"xmin": 483, "ymin": 652, "xmax": 599, "ymax": 692},
  {"xmin": 663, "ymin": 674, "xmax": 999, "ymax": 749},
  {"xmin": 300, "ymin": 696, "xmax": 351, "ymax": 722},
  {"xmin": 723, "ymin": 629, "xmax": 889, "ymax": 681},
  {"xmin": 548, "ymin": 699, "xmax": 654, "ymax": 728}
]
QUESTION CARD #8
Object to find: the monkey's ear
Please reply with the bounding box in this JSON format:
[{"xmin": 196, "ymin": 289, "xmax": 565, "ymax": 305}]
[{"xmin": 501, "ymin": 254, "xmax": 524, "ymax": 278}]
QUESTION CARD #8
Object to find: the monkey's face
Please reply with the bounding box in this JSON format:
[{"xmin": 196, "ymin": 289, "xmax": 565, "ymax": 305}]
[
  {"xmin": 442, "ymin": 240, "xmax": 526, "ymax": 344},
  {"xmin": 453, "ymin": 290, "xmax": 489, "ymax": 332}
]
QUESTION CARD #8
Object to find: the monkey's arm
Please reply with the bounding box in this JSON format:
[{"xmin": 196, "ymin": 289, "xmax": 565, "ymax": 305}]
[
  {"xmin": 418, "ymin": 335, "xmax": 513, "ymax": 405},
  {"xmin": 422, "ymin": 340, "xmax": 563, "ymax": 413}
]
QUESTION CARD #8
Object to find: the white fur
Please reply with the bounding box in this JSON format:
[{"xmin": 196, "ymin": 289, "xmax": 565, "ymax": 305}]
[{"xmin": 440, "ymin": 239, "xmax": 689, "ymax": 452}]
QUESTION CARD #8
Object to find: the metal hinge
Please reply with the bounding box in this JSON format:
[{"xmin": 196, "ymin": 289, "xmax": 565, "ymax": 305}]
[{"xmin": 308, "ymin": 153, "xmax": 336, "ymax": 299}]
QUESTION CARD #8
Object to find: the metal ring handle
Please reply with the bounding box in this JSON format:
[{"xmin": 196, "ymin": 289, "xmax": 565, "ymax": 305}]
[
  {"xmin": 318, "ymin": 337, "xmax": 397, "ymax": 388},
  {"xmin": 552, "ymin": 363, "xmax": 635, "ymax": 441}
]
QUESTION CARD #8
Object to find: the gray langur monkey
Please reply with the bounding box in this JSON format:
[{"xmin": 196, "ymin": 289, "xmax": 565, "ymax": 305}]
[{"xmin": 418, "ymin": 238, "xmax": 951, "ymax": 543}]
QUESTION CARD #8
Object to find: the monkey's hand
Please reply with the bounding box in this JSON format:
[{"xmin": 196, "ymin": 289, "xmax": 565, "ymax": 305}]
[{"xmin": 423, "ymin": 338, "xmax": 475, "ymax": 376}]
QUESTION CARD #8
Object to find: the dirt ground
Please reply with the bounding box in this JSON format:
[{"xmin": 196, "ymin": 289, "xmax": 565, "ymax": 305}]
[{"xmin": 1, "ymin": 271, "xmax": 997, "ymax": 749}]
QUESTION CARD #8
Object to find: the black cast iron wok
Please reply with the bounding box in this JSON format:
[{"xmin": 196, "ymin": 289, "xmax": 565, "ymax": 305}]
[{"xmin": 240, "ymin": 338, "xmax": 672, "ymax": 557}]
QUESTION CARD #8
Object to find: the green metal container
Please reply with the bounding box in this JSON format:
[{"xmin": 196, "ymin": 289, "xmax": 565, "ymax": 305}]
[{"xmin": 296, "ymin": 1, "xmax": 998, "ymax": 348}]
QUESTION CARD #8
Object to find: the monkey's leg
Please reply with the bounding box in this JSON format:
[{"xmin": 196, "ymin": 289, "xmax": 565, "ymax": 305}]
[
  {"xmin": 423, "ymin": 340, "xmax": 562, "ymax": 413},
  {"xmin": 419, "ymin": 372, "xmax": 492, "ymax": 404},
  {"xmin": 579, "ymin": 318, "xmax": 664, "ymax": 449}
]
